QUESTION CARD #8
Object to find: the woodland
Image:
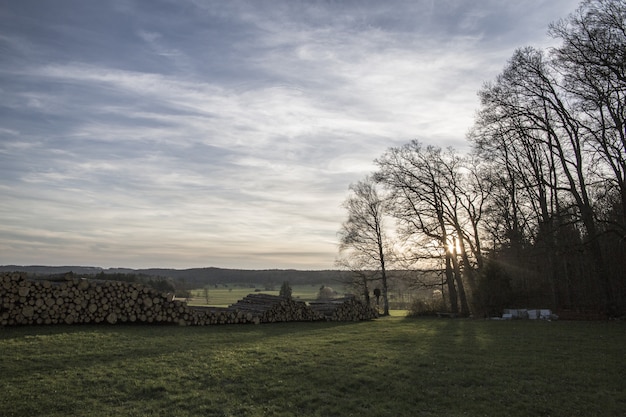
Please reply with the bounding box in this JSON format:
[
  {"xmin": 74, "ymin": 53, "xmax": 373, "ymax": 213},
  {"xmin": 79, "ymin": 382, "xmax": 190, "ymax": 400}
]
[{"xmin": 337, "ymin": 0, "xmax": 626, "ymax": 318}]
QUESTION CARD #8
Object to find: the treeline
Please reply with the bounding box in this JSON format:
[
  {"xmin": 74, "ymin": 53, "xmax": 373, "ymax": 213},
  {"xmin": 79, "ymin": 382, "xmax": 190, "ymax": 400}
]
[
  {"xmin": 339, "ymin": 0, "xmax": 625, "ymax": 317},
  {"xmin": 0, "ymin": 266, "xmax": 352, "ymax": 290},
  {"xmin": 133, "ymin": 268, "xmax": 350, "ymax": 289},
  {"xmin": 22, "ymin": 271, "xmax": 179, "ymax": 295}
]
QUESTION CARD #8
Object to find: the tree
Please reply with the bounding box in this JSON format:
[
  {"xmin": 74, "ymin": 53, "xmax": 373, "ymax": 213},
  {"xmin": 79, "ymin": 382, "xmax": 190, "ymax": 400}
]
[
  {"xmin": 375, "ymin": 141, "xmax": 486, "ymax": 315},
  {"xmin": 317, "ymin": 285, "xmax": 336, "ymax": 300},
  {"xmin": 470, "ymin": 48, "xmax": 568, "ymax": 308},
  {"xmin": 550, "ymin": 0, "xmax": 626, "ymax": 234},
  {"xmin": 279, "ymin": 281, "xmax": 292, "ymax": 299},
  {"xmin": 338, "ymin": 176, "xmax": 392, "ymax": 315},
  {"xmin": 469, "ymin": 0, "xmax": 626, "ymax": 311},
  {"xmin": 203, "ymin": 286, "xmax": 210, "ymax": 305},
  {"xmin": 549, "ymin": 0, "xmax": 626, "ymax": 312},
  {"xmin": 336, "ymin": 0, "xmax": 626, "ymax": 315},
  {"xmin": 334, "ymin": 256, "xmax": 376, "ymax": 305}
]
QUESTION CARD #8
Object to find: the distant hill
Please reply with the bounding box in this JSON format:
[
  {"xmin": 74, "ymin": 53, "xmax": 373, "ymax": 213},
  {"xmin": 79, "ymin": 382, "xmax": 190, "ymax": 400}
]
[
  {"xmin": 0, "ymin": 265, "xmax": 352, "ymax": 288},
  {"xmin": 0, "ymin": 265, "xmax": 106, "ymax": 275}
]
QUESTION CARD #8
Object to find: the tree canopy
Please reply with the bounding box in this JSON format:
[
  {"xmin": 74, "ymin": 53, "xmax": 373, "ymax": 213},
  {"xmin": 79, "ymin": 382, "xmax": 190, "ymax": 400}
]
[{"xmin": 338, "ymin": 0, "xmax": 626, "ymax": 317}]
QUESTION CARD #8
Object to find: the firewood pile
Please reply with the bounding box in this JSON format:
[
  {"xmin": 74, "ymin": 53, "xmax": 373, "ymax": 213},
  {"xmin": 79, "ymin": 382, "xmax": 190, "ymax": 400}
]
[
  {"xmin": 0, "ymin": 272, "xmax": 185, "ymax": 326},
  {"xmin": 0, "ymin": 272, "xmax": 377, "ymax": 327},
  {"xmin": 180, "ymin": 306, "xmax": 258, "ymax": 326},
  {"xmin": 309, "ymin": 297, "xmax": 379, "ymax": 321},
  {"xmin": 228, "ymin": 293, "xmax": 324, "ymax": 323}
]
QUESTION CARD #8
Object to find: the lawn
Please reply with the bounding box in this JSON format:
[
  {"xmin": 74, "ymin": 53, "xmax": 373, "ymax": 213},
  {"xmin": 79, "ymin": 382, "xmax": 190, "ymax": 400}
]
[
  {"xmin": 186, "ymin": 284, "xmax": 328, "ymax": 307},
  {"xmin": 1, "ymin": 317, "xmax": 625, "ymax": 416}
]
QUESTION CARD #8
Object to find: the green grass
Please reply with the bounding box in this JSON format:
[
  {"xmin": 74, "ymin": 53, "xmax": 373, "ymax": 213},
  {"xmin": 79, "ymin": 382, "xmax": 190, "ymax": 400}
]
[
  {"xmin": 1, "ymin": 318, "xmax": 625, "ymax": 416},
  {"xmin": 187, "ymin": 284, "xmax": 326, "ymax": 307}
]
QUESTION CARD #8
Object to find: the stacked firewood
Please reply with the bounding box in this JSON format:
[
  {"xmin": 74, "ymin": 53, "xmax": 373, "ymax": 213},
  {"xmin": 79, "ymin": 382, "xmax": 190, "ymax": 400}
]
[
  {"xmin": 0, "ymin": 272, "xmax": 377, "ymax": 327},
  {"xmin": 228, "ymin": 293, "xmax": 324, "ymax": 323},
  {"xmin": 182, "ymin": 306, "xmax": 258, "ymax": 326},
  {"xmin": 0, "ymin": 272, "xmax": 184, "ymax": 326},
  {"xmin": 309, "ymin": 297, "xmax": 379, "ymax": 321}
]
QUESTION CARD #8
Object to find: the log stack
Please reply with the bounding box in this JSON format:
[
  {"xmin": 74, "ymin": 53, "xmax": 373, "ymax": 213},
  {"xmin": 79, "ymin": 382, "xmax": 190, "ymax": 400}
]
[
  {"xmin": 0, "ymin": 272, "xmax": 184, "ymax": 326},
  {"xmin": 309, "ymin": 297, "xmax": 379, "ymax": 321},
  {"xmin": 228, "ymin": 293, "xmax": 324, "ymax": 323},
  {"xmin": 183, "ymin": 306, "xmax": 258, "ymax": 326},
  {"xmin": 0, "ymin": 272, "xmax": 377, "ymax": 327}
]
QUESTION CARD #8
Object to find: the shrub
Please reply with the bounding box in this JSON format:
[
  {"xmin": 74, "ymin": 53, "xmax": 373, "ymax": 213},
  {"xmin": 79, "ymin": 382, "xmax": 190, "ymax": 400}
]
[
  {"xmin": 317, "ymin": 285, "xmax": 336, "ymax": 300},
  {"xmin": 407, "ymin": 297, "xmax": 446, "ymax": 317},
  {"xmin": 174, "ymin": 289, "xmax": 191, "ymax": 298}
]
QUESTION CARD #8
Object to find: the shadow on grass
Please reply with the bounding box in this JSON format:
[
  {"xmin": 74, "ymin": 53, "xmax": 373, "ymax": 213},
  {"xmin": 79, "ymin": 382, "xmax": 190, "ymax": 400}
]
[
  {"xmin": 394, "ymin": 316, "xmax": 626, "ymax": 416},
  {"xmin": 0, "ymin": 320, "xmax": 361, "ymax": 373},
  {"xmin": 2, "ymin": 317, "xmax": 625, "ymax": 416}
]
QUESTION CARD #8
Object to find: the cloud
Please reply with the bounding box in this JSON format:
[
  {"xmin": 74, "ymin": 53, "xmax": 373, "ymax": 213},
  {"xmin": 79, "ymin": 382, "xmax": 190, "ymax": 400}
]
[{"xmin": 0, "ymin": 0, "xmax": 581, "ymax": 269}]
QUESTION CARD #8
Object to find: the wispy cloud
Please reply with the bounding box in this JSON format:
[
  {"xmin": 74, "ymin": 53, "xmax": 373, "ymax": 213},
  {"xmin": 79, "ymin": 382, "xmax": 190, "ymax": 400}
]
[{"xmin": 0, "ymin": 0, "xmax": 580, "ymax": 268}]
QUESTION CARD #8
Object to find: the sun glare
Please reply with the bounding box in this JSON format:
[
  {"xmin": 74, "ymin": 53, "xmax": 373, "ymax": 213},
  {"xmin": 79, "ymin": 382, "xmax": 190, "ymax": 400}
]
[{"xmin": 447, "ymin": 239, "xmax": 461, "ymax": 254}]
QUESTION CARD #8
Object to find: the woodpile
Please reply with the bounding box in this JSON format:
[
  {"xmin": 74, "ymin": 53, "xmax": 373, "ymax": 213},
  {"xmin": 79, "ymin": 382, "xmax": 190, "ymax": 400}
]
[
  {"xmin": 0, "ymin": 272, "xmax": 184, "ymax": 326},
  {"xmin": 228, "ymin": 294, "xmax": 323, "ymax": 323},
  {"xmin": 310, "ymin": 297, "xmax": 379, "ymax": 321},
  {"xmin": 0, "ymin": 272, "xmax": 377, "ymax": 327}
]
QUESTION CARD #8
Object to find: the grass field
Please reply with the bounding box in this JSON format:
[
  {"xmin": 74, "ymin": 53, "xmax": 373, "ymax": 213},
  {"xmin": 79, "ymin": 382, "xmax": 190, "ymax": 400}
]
[
  {"xmin": 185, "ymin": 284, "xmax": 421, "ymax": 310},
  {"xmin": 1, "ymin": 317, "xmax": 625, "ymax": 416},
  {"xmin": 186, "ymin": 284, "xmax": 331, "ymax": 307}
]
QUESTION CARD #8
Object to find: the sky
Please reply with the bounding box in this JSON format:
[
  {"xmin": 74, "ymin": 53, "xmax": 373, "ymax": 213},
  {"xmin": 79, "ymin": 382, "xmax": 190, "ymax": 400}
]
[{"xmin": 0, "ymin": 0, "xmax": 581, "ymax": 270}]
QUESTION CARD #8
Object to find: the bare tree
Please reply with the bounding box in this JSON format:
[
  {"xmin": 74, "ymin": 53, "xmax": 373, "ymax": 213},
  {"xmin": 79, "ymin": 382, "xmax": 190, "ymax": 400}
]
[
  {"xmin": 375, "ymin": 141, "xmax": 486, "ymax": 315},
  {"xmin": 334, "ymin": 255, "xmax": 377, "ymax": 306},
  {"xmin": 550, "ymin": 0, "xmax": 626, "ymax": 234},
  {"xmin": 470, "ymin": 48, "xmax": 567, "ymax": 307},
  {"xmin": 337, "ymin": 177, "xmax": 392, "ymax": 315},
  {"xmin": 336, "ymin": 0, "xmax": 626, "ymax": 316},
  {"xmin": 469, "ymin": 0, "xmax": 626, "ymax": 310}
]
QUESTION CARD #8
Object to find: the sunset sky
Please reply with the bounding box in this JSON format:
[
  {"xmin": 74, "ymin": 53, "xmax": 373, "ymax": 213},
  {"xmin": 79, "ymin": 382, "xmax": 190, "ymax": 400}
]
[{"xmin": 0, "ymin": 0, "xmax": 580, "ymax": 269}]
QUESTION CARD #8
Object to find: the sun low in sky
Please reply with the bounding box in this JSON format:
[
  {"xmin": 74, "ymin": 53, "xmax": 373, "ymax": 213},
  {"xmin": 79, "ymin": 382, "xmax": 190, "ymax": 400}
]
[{"xmin": 0, "ymin": 0, "xmax": 580, "ymax": 270}]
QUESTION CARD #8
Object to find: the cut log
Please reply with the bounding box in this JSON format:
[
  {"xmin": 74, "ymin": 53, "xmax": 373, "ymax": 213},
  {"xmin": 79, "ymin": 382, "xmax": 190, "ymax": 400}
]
[{"xmin": 0, "ymin": 272, "xmax": 377, "ymax": 327}]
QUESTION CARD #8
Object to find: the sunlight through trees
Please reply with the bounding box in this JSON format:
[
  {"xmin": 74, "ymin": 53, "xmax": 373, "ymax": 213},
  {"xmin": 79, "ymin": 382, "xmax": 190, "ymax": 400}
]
[{"xmin": 338, "ymin": 0, "xmax": 626, "ymax": 317}]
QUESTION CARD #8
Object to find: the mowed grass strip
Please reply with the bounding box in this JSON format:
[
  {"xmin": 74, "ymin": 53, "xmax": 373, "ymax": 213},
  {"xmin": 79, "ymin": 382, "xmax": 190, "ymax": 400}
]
[
  {"xmin": 1, "ymin": 318, "xmax": 625, "ymax": 417},
  {"xmin": 187, "ymin": 284, "xmax": 325, "ymax": 307}
]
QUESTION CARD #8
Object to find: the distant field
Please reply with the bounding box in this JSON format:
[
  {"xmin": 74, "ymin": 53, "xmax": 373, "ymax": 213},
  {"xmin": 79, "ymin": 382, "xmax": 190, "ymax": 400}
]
[
  {"xmin": 185, "ymin": 284, "xmax": 335, "ymax": 307},
  {"xmin": 185, "ymin": 284, "xmax": 421, "ymax": 309},
  {"xmin": 1, "ymin": 318, "xmax": 625, "ymax": 416}
]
